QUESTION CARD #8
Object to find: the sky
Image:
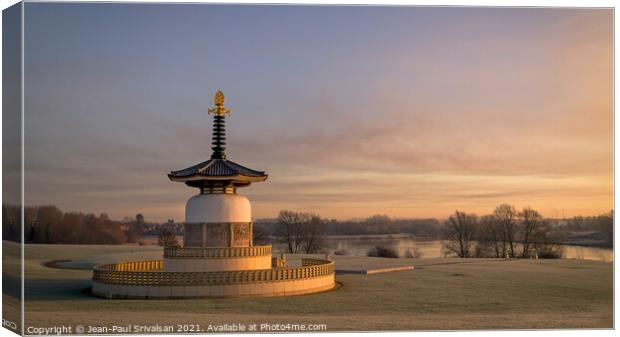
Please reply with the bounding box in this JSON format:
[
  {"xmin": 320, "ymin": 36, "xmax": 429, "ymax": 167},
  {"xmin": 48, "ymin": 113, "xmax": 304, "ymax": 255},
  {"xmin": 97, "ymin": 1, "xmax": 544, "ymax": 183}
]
[{"xmin": 12, "ymin": 4, "xmax": 613, "ymax": 221}]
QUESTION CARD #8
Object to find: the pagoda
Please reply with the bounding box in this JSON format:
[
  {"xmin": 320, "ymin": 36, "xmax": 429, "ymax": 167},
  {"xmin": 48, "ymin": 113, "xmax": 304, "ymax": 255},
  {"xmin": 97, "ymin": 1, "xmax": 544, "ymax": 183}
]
[
  {"xmin": 168, "ymin": 90, "xmax": 267, "ymax": 251},
  {"xmin": 91, "ymin": 91, "xmax": 335, "ymax": 298}
]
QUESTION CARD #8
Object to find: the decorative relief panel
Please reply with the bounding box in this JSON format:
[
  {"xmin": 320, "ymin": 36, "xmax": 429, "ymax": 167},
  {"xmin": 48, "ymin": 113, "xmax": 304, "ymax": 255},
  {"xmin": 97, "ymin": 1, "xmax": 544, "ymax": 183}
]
[
  {"xmin": 184, "ymin": 224, "xmax": 203, "ymax": 247},
  {"xmin": 231, "ymin": 223, "xmax": 250, "ymax": 247},
  {"xmin": 205, "ymin": 223, "xmax": 230, "ymax": 246}
]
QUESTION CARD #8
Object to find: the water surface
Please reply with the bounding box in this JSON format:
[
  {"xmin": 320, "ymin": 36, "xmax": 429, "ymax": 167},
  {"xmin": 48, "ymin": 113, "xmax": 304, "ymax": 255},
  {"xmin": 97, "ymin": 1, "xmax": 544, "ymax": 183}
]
[{"xmin": 272, "ymin": 234, "xmax": 613, "ymax": 262}]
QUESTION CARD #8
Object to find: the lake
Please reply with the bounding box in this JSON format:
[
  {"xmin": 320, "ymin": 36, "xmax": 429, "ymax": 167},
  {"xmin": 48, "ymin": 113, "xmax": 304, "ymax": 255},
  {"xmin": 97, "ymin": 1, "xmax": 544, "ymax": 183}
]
[{"xmin": 272, "ymin": 234, "xmax": 613, "ymax": 262}]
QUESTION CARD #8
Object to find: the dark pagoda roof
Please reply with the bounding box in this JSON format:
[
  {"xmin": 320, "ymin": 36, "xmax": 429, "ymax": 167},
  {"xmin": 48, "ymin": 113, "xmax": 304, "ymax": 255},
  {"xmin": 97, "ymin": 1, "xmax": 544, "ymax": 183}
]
[{"xmin": 168, "ymin": 158, "xmax": 267, "ymax": 183}]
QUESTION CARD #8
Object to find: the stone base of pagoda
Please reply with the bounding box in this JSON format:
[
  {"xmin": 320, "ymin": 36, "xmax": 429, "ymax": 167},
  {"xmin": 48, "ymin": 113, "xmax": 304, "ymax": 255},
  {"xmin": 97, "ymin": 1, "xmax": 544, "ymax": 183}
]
[
  {"xmin": 92, "ymin": 274, "xmax": 335, "ymax": 299},
  {"xmin": 91, "ymin": 258, "xmax": 336, "ymax": 299},
  {"xmin": 163, "ymin": 246, "xmax": 272, "ymax": 272}
]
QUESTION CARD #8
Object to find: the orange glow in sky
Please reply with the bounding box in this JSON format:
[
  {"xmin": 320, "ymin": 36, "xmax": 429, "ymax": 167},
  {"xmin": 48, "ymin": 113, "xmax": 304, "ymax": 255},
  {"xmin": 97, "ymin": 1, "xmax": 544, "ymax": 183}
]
[{"xmin": 16, "ymin": 5, "xmax": 612, "ymax": 221}]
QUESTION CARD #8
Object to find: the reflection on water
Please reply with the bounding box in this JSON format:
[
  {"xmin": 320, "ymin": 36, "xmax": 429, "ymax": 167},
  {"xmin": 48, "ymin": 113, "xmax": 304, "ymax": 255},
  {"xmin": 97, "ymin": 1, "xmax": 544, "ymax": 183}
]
[
  {"xmin": 562, "ymin": 245, "xmax": 613, "ymax": 262},
  {"xmin": 325, "ymin": 235, "xmax": 446, "ymax": 259},
  {"xmin": 274, "ymin": 234, "xmax": 613, "ymax": 262}
]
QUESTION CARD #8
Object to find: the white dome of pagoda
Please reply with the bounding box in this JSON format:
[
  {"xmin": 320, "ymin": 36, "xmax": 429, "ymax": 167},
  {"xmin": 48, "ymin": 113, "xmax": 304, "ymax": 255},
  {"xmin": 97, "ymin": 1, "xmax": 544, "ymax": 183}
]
[{"xmin": 185, "ymin": 193, "xmax": 251, "ymax": 223}]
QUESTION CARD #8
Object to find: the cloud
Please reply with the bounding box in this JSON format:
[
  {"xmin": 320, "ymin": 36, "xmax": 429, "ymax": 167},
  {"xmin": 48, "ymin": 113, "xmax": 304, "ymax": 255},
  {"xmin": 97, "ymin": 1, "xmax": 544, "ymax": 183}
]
[{"xmin": 20, "ymin": 6, "xmax": 612, "ymax": 221}]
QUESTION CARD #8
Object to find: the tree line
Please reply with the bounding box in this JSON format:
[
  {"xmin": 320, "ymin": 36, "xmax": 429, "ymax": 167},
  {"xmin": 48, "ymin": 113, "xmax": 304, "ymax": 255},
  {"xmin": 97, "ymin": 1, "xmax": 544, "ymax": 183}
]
[
  {"xmin": 255, "ymin": 214, "xmax": 442, "ymax": 240},
  {"xmin": 324, "ymin": 215, "xmax": 441, "ymax": 237},
  {"xmin": 2, "ymin": 204, "xmax": 177, "ymax": 245},
  {"xmin": 3, "ymin": 204, "xmax": 127, "ymax": 244},
  {"xmin": 3, "ymin": 204, "xmax": 613, "ymax": 251},
  {"xmin": 556, "ymin": 212, "xmax": 613, "ymax": 248},
  {"xmin": 257, "ymin": 211, "xmax": 440, "ymax": 254},
  {"xmin": 441, "ymin": 205, "xmax": 613, "ymax": 259}
]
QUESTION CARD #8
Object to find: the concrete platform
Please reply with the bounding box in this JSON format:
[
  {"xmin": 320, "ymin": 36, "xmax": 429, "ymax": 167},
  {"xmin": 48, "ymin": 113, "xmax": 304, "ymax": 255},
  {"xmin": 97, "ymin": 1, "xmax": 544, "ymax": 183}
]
[{"xmin": 336, "ymin": 265, "xmax": 414, "ymax": 275}]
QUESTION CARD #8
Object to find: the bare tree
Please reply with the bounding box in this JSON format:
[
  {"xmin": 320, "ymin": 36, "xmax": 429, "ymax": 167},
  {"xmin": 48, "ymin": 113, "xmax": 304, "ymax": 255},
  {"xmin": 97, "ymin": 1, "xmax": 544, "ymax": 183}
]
[
  {"xmin": 303, "ymin": 214, "xmax": 325, "ymax": 253},
  {"xmin": 275, "ymin": 210, "xmax": 326, "ymax": 254},
  {"xmin": 476, "ymin": 214, "xmax": 502, "ymax": 257},
  {"xmin": 158, "ymin": 220, "xmax": 178, "ymax": 247},
  {"xmin": 443, "ymin": 211, "xmax": 477, "ymax": 258},
  {"xmin": 494, "ymin": 204, "xmax": 519, "ymax": 258},
  {"xmin": 158, "ymin": 227, "xmax": 178, "ymax": 246},
  {"xmin": 598, "ymin": 210, "xmax": 613, "ymax": 247},
  {"xmin": 532, "ymin": 220, "xmax": 564, "ymax": 258},
  {"xmin": 520, "ymin": 207, "xmax": 543, "ymax": 258},
  {"xmin": 276, "ymin": 210, "xmax": 305, "ymax": 254}
]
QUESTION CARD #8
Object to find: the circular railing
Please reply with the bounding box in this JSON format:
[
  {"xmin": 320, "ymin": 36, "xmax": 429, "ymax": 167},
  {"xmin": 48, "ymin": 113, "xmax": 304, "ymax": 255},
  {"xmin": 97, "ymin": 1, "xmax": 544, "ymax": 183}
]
[
  {"xmin": 92, "ymin": 259, "xmax": 334, "ymax": 286},
  {"xmin": 163, "ymin": 245, "xmax": 272, "ymax": 259}
]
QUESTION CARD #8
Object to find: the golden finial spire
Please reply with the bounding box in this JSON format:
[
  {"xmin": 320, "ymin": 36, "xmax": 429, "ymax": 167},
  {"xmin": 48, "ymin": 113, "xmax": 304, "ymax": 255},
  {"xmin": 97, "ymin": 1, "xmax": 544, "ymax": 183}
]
[{"xmin": 208, "ymin": 90, "xmax": 231, "ymax": 116}]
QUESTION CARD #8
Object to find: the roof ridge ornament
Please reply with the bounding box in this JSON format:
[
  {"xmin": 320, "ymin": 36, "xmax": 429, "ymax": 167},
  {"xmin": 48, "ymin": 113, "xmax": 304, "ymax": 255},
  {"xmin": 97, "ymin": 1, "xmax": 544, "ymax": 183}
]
[
  {"xmin": 208, "ymin": 90, "xmax": 231, "ymax": 116},
  {"xmin": 208, "ymin": 90, "xmax": 229, "ymax": 160}
]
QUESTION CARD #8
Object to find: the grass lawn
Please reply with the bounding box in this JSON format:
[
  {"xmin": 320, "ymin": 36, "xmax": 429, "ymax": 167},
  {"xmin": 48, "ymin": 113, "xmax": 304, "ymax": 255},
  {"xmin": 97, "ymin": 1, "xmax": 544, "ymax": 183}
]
[{"xmin": 3, "ymin": 241, "xmax": 613, "ymax": 331}]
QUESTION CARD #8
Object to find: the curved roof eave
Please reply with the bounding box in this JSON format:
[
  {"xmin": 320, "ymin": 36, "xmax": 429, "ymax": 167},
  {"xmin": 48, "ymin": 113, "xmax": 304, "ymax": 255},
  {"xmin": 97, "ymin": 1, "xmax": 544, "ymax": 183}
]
[{"xmin": 167, "ymin": 174, "xmax": 268, "ymax": 183}]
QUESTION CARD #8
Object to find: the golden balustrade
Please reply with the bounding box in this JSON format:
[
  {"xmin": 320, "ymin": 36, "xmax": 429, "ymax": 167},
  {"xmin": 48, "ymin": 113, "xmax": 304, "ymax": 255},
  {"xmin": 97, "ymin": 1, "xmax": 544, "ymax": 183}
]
[
  {"xmin": 92, "ymin": 258, "xmax": 334, "ymax": 286},
  {"xmin": 163, "ymin": 245, "xmax": 272, "ymax": 259}
]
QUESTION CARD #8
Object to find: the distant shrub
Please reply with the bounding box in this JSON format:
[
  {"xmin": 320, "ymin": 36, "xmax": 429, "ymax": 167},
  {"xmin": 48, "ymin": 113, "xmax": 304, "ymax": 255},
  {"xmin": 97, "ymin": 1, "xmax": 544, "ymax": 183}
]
[
  {"xmin": 367, "ymin": 246, "xmax": 399, "ymax": 258},
  {"xmin": 536, "ymin": 245, "xmax": 564, "ymax": 259},
  {"xmin": 333, "ymin": 249, "xmax": 348, "ymax": 256},
  {"xmin": 403, "ymin": 247, "xmax": 423, "ymax": 259},
  {"xmin": 158, "ymin": 227, "xmax": 179, "ymax": 247}
]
